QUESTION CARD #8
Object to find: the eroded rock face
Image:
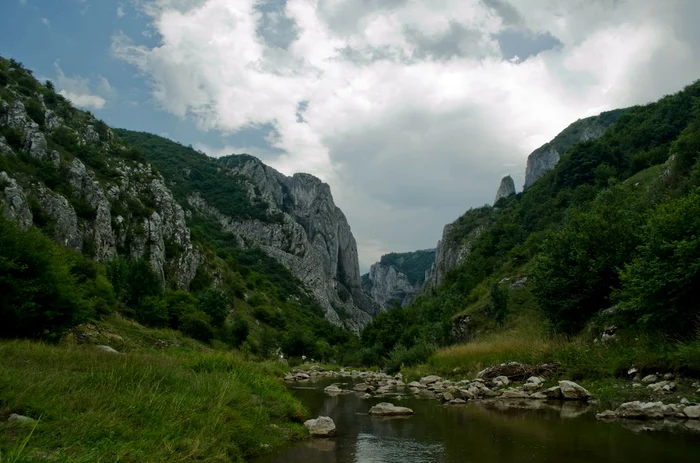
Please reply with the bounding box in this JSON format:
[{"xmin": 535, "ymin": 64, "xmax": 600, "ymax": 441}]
[
  {"xmin": 494, "ymin": 175, "xmax": 516, "ymax": 205},
  {"xmin": 1, "ymin": 171, "xmax": 32, "ymax": 229},
  {"xmin": 0, "ymin": 91, "xmax": 200, "ymax": 290},
  {"xmin": 196, "ymin": 156, "xmax": 379, "ymax": 333},
  {"xmin": 523, "ymin": 112, "xmax": 621, "ymax": 189},
  {"xmin": 422, "ymin": 221, "xmax": 486, "ymax": 291},
  {"xmin": 366, "ymin": 263, "xmax": 417, "ymax": 311}
]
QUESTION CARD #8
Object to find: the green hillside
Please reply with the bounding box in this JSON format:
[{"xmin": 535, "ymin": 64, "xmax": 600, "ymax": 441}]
[{"xmin": 361, "ymin": 79, "xmax": 700, "ymax": 376}]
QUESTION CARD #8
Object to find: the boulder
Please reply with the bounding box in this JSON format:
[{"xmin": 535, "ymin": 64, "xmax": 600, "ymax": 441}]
[
  {"xmin": 354, "ymin": 383, "xmax": 372, "ymax": 392},
  {"xmin": 526, "ymin": 376, "xmax": 544, "ymax": 385},
  {"xmin": 558, "ymin": 381, "xmax": 591, "ymax": 400},
  {"xmin": 684, "ymin": 405, "xmax": 700, "ymax": 419},
  {"xmin": 492, "ymin": 375, "xmax": 510, "ymax": 387},
  {"xmin": 324, "ymin": 384, "xmax": 343, "ymax": 396},
  {"xmin": 419, "ymin": 375, "xmax": 442, "ymax": 385},
  {"xmin": 368, "ymin": 402, "xmax": 414, "ymax": 416},
  {"xmin": 8, "ymin": 414, "xmax": 36, "ymax": 425},
  {"xmin": 501, "ymin": 389, "xmax": 530, "ymax": 399},
  {"xmin": 304, "ymin": 416, "xmax": 336, "ymax": 437},
  {"xmin": 95, "ymin": 345, "xmax": 119, "ymax": 354},
  {"xmin": 441, "ymin": 392, "xmax": 454, "ymax": 402},
  {"xmin": 616, "ymin": 401, "xmax": 667, "ymax": 420},
  {"xmin": 407, "ymin": 381, "xmax": 423, "ymax": 388},
  {"xmin": 641, "ymin": 374, "xmax": 658, "ymax": 383},
  {"xmin": 543, "ymin": 386, "xmax": 563, "ymax": 399},
  {"xmin": 449, "ymin": 398, "xmax": 467, "ymax": 405}
]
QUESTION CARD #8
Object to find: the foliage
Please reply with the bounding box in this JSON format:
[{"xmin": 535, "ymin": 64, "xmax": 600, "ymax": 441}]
[
  {"xmin": 619, "ymin": 189, "xmax": 700, "ymax": 333},
  {"xmin": 0, "ymin": 214, "xmax": 104, "ymax": 339},
  {"xmin": 179, "ymin": 311, "xmax": 215, "ymax": 343}
]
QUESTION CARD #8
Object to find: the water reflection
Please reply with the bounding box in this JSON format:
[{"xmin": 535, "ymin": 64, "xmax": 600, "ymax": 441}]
[{"xmin": 256, "ymin": 379, "xmax": 700, "ymax": 463}]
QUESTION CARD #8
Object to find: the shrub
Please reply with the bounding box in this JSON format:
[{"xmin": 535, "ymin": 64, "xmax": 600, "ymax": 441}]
[
  {"xmin": 196, "ymin": 288, "xmax": 229, "ymax": 327},
  {"xmin": 180, "ymin": 311, "xmax": 214, "ymax": 343}
]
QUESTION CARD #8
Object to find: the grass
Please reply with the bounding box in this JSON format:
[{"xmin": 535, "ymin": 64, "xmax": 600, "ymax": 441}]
[{"xmin": 0, "ymin": 319, "xmax": 308, "ymax": 462}]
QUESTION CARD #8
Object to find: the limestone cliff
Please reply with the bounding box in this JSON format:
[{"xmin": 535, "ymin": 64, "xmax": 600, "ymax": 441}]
[
  {"xmin": 523, "ymin": 109, "xmax": 626, "ymax": 189},
  {"xmin": 189, "ymin": 155, "xmax": 380, "ymax": 333},
  {"xmin": 362, "ymin": 249, "xmax": 436, "ymax": 310},
  {"xmin": 0, "ymin": 84, "xmax": 200, "ymax": 289}
]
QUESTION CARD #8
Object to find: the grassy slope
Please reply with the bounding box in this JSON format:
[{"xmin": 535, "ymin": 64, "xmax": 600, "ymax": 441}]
[{"xmin": 0, "ymin": 317, "xmax": 307, "ymax": 463}]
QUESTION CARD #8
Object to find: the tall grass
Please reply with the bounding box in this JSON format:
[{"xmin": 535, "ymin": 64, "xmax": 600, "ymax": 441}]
[{"xmin": 0, "ymin": 340, "xmax": 307, "ymax": 462}]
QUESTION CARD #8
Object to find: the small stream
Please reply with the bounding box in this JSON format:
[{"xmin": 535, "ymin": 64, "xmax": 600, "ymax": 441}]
[{"xmin": 256, "ymin": 378, "xmax": 700, "ymax": 463}]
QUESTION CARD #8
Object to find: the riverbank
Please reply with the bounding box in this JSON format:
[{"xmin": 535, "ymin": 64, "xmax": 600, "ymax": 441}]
[{"xmin": 0, "ymin": 317, "xmax": 308, "ymax": 462}]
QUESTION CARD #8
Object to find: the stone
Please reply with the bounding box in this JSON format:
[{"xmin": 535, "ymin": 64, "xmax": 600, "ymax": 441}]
[
  {"xmin": 1, "ymin": 172, "xmax": 33, "ymax": 229},
  {"xmin": 646, "ymin": 381, "xmax": 669, "ymax": 392},
  {"xmin": 8, "ymin": 414, "xmax": 36, "ymax": 425},
  {"xmin": 408, "ymin": 381, "xmax": 423, "ymax": 388},
  {"xmin": 492, "ymin": 375, "xmax": 510, "ymax": 386},
  {"xmin": 441, "ymin": 392, "xmax": 454, "ymax": 402},
  {"xmin": 449, "ymin": 398, "xmax": 467, "ymax": 405},
  {"xmin": 526, "ymin": 376, "xmax": 544, "ymax": 385},
  {"xmin": 616, "ymin": 401, "xmax": 667, "ymax": 420},
  {"xmin": 304, "ymin": 416, "xmax": 336, "ymax": 437},
  {"xmin": 596, "ymin": 410, "xmax": 617, "ymax": 420},
  {"xmin": 95, "ymin": 345, "xmax": 119, "ymax": 354},
  {"xmin": 627, "ymin": 367, "xmax": 638, "ymax": 376},
  {"xmin": 558, "ymin": 381, "xmax": 591, "ymax": 400},
  {"xmin": 354, "ymin": 383, "xmax": 372, "ymax": 392},
  {"xmin": 683, "ymin": 406, "xmax": 700, "ymax": 419},
  {"xmin": 419, "ymin": 375, "xmax": 442, "ymax": 385},
  {"xmin": 662, "ymin": 383, "xmax": 676, "ymax": 393},
  {"xmin": 324, "ymin": 385, "xmax": 343, "ymax": 396},
  {"xmin": 362, "ymin": 393, "xmax": 372, "ymax": 400},
  {"xmin": 501, "ymin": 389, "xmax": 530, "ymax": 399},
  {"xmin": 368, "ymin": 402, "xmax": 414, "ymax": 417},
  {"xmin": 530, "ymin": 392, "xmax": 548, "ymax": 400},
  {"xmin": 641, "ymin": 374, "xmax": 658, "ymax": 383},
  {"xmin": 543, "ymin": 386, "xmax": 563, "ymax": 399}
]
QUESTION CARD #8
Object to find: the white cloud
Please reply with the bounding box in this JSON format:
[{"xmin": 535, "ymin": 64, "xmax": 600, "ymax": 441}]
[
  {"xmin": 54, "ymin": 62, "xmax": 114, "ymax": 110},
  {"xmin": 112, "ymin": 0, "xmax": 700, "ymax": 268},
  {"xmin": 117, "ymin": 4, "xmax": 126, "ymax": 19},
  {"xmin": 40, "ymin": 17, "xmax": 50, "ymax": 27}
]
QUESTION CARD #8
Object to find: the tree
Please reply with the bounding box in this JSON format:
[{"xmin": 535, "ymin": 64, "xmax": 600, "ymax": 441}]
[
  {"xmin": 619, "ymin": 189, "xmax": 700, "ymax": 333},
  {"xmin": 531, "ymin": 191, "xmax": 642, "ymax": 334}
]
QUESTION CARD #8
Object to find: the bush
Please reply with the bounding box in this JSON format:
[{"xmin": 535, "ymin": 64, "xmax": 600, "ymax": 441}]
[
  {"xmin": 230, "ymin": 313, "xmax": 250, "ymax": 347},
  {"xmin": 385, "ymin": 341, "xmax": 436, "ymax": 374},
  {"xmin": 0, "ymin": 215, "xmax": 93, "ymax": 338},
  {"xmin": 196, "ymin": 288, "xmax": 229, "ymax": 327},
  {"xmin": 619, "ymin": 190, "xmax": 700, "ymax": 334},
  {"xmin": 180, "ymin": 311, "xmax": 214, "ymax": 343}
]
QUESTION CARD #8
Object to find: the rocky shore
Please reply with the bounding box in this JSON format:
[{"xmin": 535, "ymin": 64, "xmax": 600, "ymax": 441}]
[{"xmin": 285, "ymin": 362, "xmax": 700, "ymax": 435}]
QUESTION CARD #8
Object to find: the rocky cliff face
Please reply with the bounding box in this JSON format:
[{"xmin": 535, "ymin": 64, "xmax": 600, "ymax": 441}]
[
  {"xmin": 183, "ymin": 155, "xmax": 380, "ymax": 333},
  {"xmin": 494, "ymin": 175, "xmax": 516, "ymax": 204},
  {"xmin": 523, "ymin": 110, "xmax": 626, "ymax": 189},
  {"xmin": 362, "ymin": 249, "xmax": 435, "ymax": 310},
  {"xmin": 0, "ymin": 79, "xmax": 200, "ymax": 289}
]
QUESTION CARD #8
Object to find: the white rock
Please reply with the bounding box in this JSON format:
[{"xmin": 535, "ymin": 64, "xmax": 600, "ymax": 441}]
[
  {"xmin": 616, "ymin": 401, "xmax": 667, "ymax": 420},
  {"xmin": 683, "ymin": 405, "xmax": 700, "ymax": 419},
  {"xmin": 304, "ymin": 416, "xmax": 336, "ymax": 437},
  {"xmin": 641, "ymin": 374, "xmax": 658, "ymax": 383},
  {"xmin": 95, "ymin": 345, "xmax": 119, "ymax": 354},
  {"xmin": 368, "ymin": 402, "xmax": 414, "ymax": 416},
  {"xmin": 8, "ymin": 414, "xmax": 35, "ymax": 425},
  {"xmin": 558, "ymin": 381, "xmax": 591, "ymax": 400},
  {"xmin": 419, "ymin": 375, "xmax": 442, "ymax": 385}
]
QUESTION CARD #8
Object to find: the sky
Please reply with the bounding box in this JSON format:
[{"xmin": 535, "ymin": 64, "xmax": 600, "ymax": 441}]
[{"xmin": 2, "ymin": 0, "xmax": 700, "ymax": 272}]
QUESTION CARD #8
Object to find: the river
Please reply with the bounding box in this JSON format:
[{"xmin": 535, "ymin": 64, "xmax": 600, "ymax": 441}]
[{"xmin": 256, "ymin": 377, "xmax": 700, "ymax": 463}]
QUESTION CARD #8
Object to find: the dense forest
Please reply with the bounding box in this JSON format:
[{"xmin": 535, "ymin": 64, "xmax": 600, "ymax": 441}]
[{"xmin": 360, "ymin": 79, "xmax": 700, "ymax": 373}]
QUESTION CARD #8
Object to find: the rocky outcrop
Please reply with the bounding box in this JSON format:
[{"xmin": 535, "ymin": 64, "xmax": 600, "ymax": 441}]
[
  {"xmin": 190, "ymin": 155, "xmax": 379, "ymax": 333},
  {"xmin": 362, "ymin": 249, "xmax": 435, "ymax": 310},
  {"xmin": 494, "ymin": 175, "xmax": 515, "ymax": 204},
  {"xmin": 523, "ymin": 110, "xmax": 625, "ymax": 189},
  {"xmin": 0, "ymin": 88, "xmax": 200, "ymax": 290},
  {"xmin": 422, "ymin": 220, "xmax": 487, "ymax": 291},
  {"xmin": 365, "ymin": 263, "xmax": 416, "ymax": 310},
  {"xmin": 1, "ymin": 171, "xmax": 32, "ymax": 229}
]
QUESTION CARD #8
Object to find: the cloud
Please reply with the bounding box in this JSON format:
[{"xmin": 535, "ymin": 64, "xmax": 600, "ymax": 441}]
[
  {"xmin": 112, "ymin": 0, "xmax": 700, "ymax": 269},
  {"xmin": 40, "ymin": 17, "xmax": 50, "ymax": 28},
  {"xmin": 54, "ymin": 62, "xmax": 114, "ymax": 110},
  {"xmin": 117, "ymin": 4, "xmax": 126, "ymax": 19}
]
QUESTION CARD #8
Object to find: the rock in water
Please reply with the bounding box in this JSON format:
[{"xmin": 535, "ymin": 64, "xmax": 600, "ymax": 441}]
[
  {"xmin": 558, "ymin": 381, "xmax": 591, "ymax": 400},
  {"xmin": 304, "ymin": 416, "xmax": 336, "ymax": 437},
  {"xmin": 368, "ymin": 402, "xmax": 414, "ymax": 416},
  {"xmin": 494, "ymin": 175, "xmax": 516, "ymax": 205}
]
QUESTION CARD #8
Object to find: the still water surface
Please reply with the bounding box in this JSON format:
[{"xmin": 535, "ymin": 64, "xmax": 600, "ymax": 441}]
[{"xmin": 257, "ymin": 378, "xmax": 700, "ymax": 463}]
